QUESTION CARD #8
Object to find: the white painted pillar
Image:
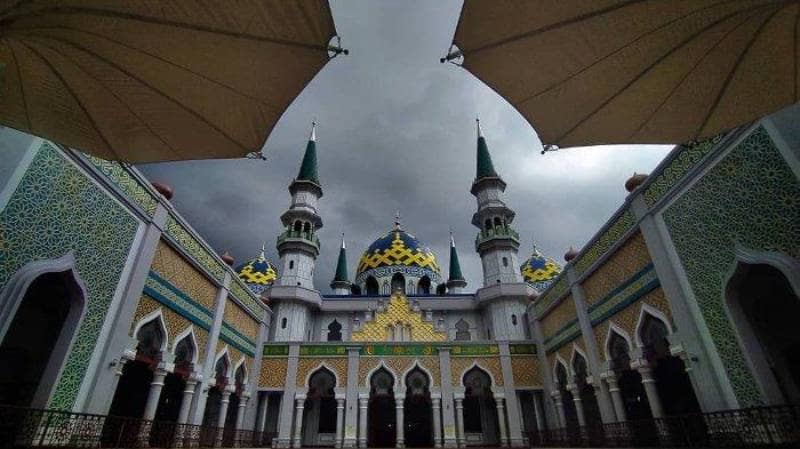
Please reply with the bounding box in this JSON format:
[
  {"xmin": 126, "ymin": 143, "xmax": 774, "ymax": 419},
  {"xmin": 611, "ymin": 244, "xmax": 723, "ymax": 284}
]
[
  {"xmin": 633, "ymin": 359, "xmax": 664, "ymax": 418},
  {"xmin": 256, "ymin": 393, "xmax": 269, "ymax": 434},
  {"xmin": 395, "ymin": 394, "xmax": 405, "ymax": 448},
  {"xmin": 495, "ymin": 397, "xmax": 509, "ymax": 447},
  {"xmin": 358, "ymin": 395, "xmax": 368, "ymax": 448},
  {"xmin": 236, "ymin": 393, "xmax": 250, "ymax": 430},
  {"xmin": 178, "ymin": 375, "xmax": 200, "ymax": 424},
  {"xmin": 216, "ymin": 386, "xmax": 233, "ymax": 447},
  {"xmin": 143, "ymin": 367, "xmax": 169, "ymax": 420},
  {"xmin": 532, "ymin": 391, "xmax": 545, "ymax": 431},
  {"xmin": 551, "ymin": 390, "xmax": 566, "ymax": 428},
  {"xmin": 293, "ymin": 397, "xmax": 305, "ymax": 448},
  {"xmin": 335, "ymin": 398, "xmax": 345, "ymax": 448},
  {"xmin": 432, "ymin": 396, "xmax": 443, "ymax": 448},
  {"xmin": 454, "ymin": 397, "xmax": 465, "ymax": 447},
  {"xmin": 602, "ymin": 372, "xmax": 626, "ymax": 422}
]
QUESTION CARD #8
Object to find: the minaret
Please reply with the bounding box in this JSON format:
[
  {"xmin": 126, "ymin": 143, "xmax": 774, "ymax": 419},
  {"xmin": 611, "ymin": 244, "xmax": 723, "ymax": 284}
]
[
  {"xmin": 330, "ymin": 234, "xmax": 350, "ymax": 295},
  {"xmin": 470, "ymin": 118, "xmax": 523, "ymax": 286},
  {"xmin": 447, "ymin": 232, "xmax": 467, "ymax": 293},
  {"xmin": 275, "ymin": 121, "xmax": 323, "ymax": 289}
]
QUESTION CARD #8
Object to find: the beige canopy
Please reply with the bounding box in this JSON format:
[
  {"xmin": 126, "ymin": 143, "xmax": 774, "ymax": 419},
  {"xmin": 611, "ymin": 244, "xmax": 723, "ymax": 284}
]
[
  {"xmin": 449, "ymin": 0, "xmax": 799, "ymax": 146},
  {"xmin": 0, "ymin": 0, "xmax": 339, "ymax": 162}
]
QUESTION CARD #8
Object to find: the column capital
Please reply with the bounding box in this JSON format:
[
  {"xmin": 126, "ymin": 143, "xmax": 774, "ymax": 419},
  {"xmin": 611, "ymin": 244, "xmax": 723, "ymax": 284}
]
[{"xmin": 336, "ymin": 398, "xmax": 345, "ymax": 406}]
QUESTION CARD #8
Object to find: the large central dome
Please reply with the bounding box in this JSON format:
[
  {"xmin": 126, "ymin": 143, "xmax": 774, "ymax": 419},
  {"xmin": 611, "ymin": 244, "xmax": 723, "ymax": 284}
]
[{"xmin": 355, "ymin": 227, "xmax": 442, "ymax": 293}]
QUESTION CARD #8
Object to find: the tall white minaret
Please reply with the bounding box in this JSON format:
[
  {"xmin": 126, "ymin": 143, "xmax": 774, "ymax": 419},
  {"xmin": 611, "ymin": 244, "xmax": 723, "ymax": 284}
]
[{"xmin": 470, "ymin": 118, "xmax": 523, "ymax": 286}]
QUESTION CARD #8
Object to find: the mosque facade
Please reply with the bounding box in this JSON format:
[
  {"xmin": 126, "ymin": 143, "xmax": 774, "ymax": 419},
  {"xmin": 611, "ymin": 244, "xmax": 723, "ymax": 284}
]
[{"xmin": 0, "ymin": 104, "xmax": 798, "ymax": 448}]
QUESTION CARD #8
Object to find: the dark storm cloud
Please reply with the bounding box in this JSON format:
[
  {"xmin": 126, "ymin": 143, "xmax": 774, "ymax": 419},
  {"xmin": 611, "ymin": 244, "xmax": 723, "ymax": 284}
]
[{"xmin": 138, "ymin": 0, "xmax": 671, "ymax": 292}]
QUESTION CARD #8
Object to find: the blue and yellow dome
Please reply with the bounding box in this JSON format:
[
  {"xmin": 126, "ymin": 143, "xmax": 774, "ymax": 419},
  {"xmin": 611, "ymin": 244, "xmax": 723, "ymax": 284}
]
[
  {"xmin": 521, "ymin": 246, "xmax": 562, "ymax": 291},
  {"xmin": 355, "ymin": 228, "xmax": 441, "ymax": 281},
  {"xmin": 236, "ymin": 248, "xmax": 278, "ymax": 295}
]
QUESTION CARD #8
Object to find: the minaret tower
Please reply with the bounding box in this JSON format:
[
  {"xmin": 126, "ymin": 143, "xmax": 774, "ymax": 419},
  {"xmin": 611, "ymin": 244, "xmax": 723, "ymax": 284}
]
[
  {"xmin": 447, "ymin": 232, "xmax": 467, "ymax": 293},
  {"xmin": 470, "ymin": 118, "xmax": 523, "ymax": 286},
  {"xmin": 276, "ymin": 121, "xmax": 323, "ymax": 289},
  {"xmin": 330, "ymin": 234, "xmax": 350, "ymax": 295}
]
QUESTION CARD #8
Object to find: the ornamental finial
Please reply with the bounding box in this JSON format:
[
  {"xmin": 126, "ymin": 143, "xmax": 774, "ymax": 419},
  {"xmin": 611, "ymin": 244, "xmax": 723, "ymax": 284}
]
[
  {"xmin": 394, "ymin": 211, "xmax": 402, "ymax": 230},
  {"xmin": 259, "ymin": 242, "xmax": 267, "ymax": 259},
  {"xmin": 341, "ymin": 233, "xmax": 346, "ymax": 250},
  {"xmin": 309, "ymin": 119, "xmax": 316, "ymax": 142},
  {"xmin": 476, "ymin": 117, "xmax": 483, "ymax": 138},
  {"xmin": 450, "ymin": 230, "xmax": 456, "ymax": 247}
]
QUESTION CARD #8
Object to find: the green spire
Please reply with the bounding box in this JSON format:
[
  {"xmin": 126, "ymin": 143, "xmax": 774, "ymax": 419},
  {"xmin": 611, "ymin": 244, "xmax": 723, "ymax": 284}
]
[
  {"xmin": 448, "ymin": 232, "xmax": 465, "ymax": 281},
  {"xmin": 475, "ymin": 118, "xmax": 498, "ymax": 179},
  {"xmin": 296, "ymin": 121, "xmax": 320, "ymax": 184},
  {"xmin": 333, "ymin": 234, "xmax": 348, "ymax": 282}
]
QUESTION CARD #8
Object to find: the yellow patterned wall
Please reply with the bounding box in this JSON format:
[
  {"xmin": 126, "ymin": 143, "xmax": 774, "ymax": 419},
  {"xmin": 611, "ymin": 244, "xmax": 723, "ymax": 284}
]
[
  {"xmin": 351, "ymin": 294, "xmax": 446, "ymax": 342},
  {"xmin": 450, "ymin": 357, "xmax": 504, "ymax": 386},
  {"xmin": 260, "ymin": 358, "xmax": 288, "ymax": 388},
  {"xmin": 511, "ymin": 356, "xmax": 540, "ymax": 387},
  {"xmin": 356, "ymin": 357, "xmax": 441, "ymax": 387},
  {"xmin": 540, "ymin": 295, "xmax": 576, "ymax": 339},
  {"xmin": 151, "ymin": 240, "xmax": 217, "ymax": 310},
  {"xmin": 130, "ymin": 295, "xmax": 210, "ymax": 360},
  {"xmin": 224, "ymin": 300, "xmax": 259, "ymax": 342},
  {"xmin": 295, "ymin": 357, "xmax": 349, "ymax": 387},
  {"xmin": 593, "ymin": 287, "xmax": 674, "ymax": 359},
  {"xmin": 582, "ymin": 232, "xmax": 652, "ymax": 306}
]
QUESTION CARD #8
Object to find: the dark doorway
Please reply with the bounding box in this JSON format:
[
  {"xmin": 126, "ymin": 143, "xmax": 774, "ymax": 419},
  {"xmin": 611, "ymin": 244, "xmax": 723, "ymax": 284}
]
[
  {"xmin": 108, "ymin": 318, "xmax": 165, "ymax": 418},
  {"xmin": 0, "ymin": 272, "xmax": 78, "ymax": 407},
  {"xmin": 368, "ymin": 368, "xmax": 396, "ymax": 447},
  {"xmin": 327, "ymin": 320, "xmax": 343, "ymax": 342},
  {"xmin": 555, "ymin": 363, "xmax": 579, "ymax": 432},
  {"xmin": 572, "ymin": 354, "xmax": 601, "ymax": 427},
  {"xmin": 404, "ymin": 368, "xmax": 433, "ymax": 447},
  {"xmin": 366, "ymin": 277, "xmax": 379, "ymax": 296},
  {"xmin": 463, "ymin": 367, "xmax": 499, "ymax": 446},
  {"xmin": 302, "ymin": 368, "xmax": 337, "ymax": 447},
  {"xmin": 608, "ymin": 332, "xmax": 651, "ymax": 420}
]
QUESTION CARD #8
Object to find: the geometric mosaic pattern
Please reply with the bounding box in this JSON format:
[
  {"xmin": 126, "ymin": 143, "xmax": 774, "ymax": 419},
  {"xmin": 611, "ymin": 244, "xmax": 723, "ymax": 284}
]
[
  {"xmin": 83, "ymin": 155, "xmax": 158, "ymax": 217},
  {"xmin": 164, "ymin": 215, "xmax": 225, "ymax": 283},
  {"xmin": 130, "ymin": 295, "xmax": 209, "ymax": 361},
  {"xmin": 151, "ymin": 240, "xmax": 217, "ymax": 311},
  {"xmin": 295, "ymin": 357, "xmax": 349, "ymax": 387},
  {"xmin": 357, "ymin": 357, "xmax": 441, "ymax": 387},
  {"xmin": 260, "ymin": 358, "xmax": 288, "ymax": 388},
  {"xmin": 663, "ymin": 126, "xmax": 800, "ymax": 406},
  {"xmin": 573, "ymin": 209, "xmax": 636, "ymax": 276},
  {"xmin": 520, "ymin": 245, "xmax": 562, "ymax": 291},
  {"xmin": 0, "ymin": 143, "xmax": 138, "ymax": 410},
  {"xmin": 224, "ymin": 301, "xmax": 259, "ymax": 343},
  {"xmin": 450, "ymin": 357, "xmax": 504, "ymax": 386},
  {"xmin": 587, "ymin": 265, "xmax": 662, "ymax": 326},
  {"xmin": 351, "ymin": 293, "xmax": 446, "ymax": 342},
  {"xmin": 235, "ymin": 248, "xmax": 278, "ymax": 293},
  {"xmin": 357, "ymin": 229, "xmax": 440, "ymax": 276},
  {"xmin": 511, "ymin": 356, "xmax": 540, "ymax": 387},
  {"xmin": 534, "ymin": 274, "xmax": 570, "ymax": 317},
  {"xmin": 540, "ymin": 295, "xmax": 576, "ymax": 340},
  {"xmin": 582, "ymin": 232, "xmax": 652, "ymax": 306}
]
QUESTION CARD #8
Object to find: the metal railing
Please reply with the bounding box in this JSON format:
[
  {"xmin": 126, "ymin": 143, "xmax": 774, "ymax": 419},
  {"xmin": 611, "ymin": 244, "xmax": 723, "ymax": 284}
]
[
  {"xmin": 0, "ymin": 405, "xmax": 276, "ymax": 448},
  {"xmin": 526, "ymin": 405, "xmax": 800, "ymax": 448}
]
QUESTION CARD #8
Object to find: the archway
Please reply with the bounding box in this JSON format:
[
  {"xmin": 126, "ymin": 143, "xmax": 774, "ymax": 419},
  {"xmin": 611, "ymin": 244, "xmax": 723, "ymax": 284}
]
[
  {"xmin": 150, "ymin": 333, "xmax": 196, "ymax": 446},
  {"xmin": 463, "ymin": 367, "xmax": 499, "ymax": 446},
  {"xmin": 727, "ymin": 263, "xmax": 800, "ymax": 404},
  {"xmin": 365, "ymin": 277, "xmax": 379, "ymax": 296},
  {"xmin": 417, "ymin": 276, "xmax": 431, "ymax": 295},
  {"xmin": 455, "ymin": 319, "xmax": 471, "ymax": 341},
  {"xmin": 555, "ymin": 363, "xmax": 578, "ymax": 432},
  {"xmin": 222, "ymin": 364, "xmax": 246, "ymax": 446},
  {"xmin": 368, "ymin": 367, "xmax": 396, "ymax": 447},
  {"xmin": 202, "ymin": 355, "xmax": 230, "ymax": 428},
  {"xmin": 108, "ymin": 318, "xmax": 165, "ymax": 418},
  {"xmin": 404, "ymin": 367, "xmax": 433, "ymax": 447},
  {"xmin": 608, "ymin": 331, "xmax": 651, "ymax": 420},
  {"xmin": 0, "ymin": 270, "xmax": 84, "ymax": 407},
  {"xmin": 572, "ymin": 353, "xmax": 601, "ymax": 427},
  {"xmin": 327, "ymin": 320, "xmax": 342, "ymax": 342},
  {"xmin": 639, "ymin": 314, "xmax": 700, "ymax": 415},
  {"xmin": 302, "ymin": 368, "xmax": 337, "ymax": 447},
  {"xmin": 391, "ymin": 273, "xmax": 405, "ymax": 294}
]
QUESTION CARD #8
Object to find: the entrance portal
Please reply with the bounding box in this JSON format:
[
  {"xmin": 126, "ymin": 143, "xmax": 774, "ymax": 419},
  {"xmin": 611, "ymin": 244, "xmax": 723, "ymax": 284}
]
[
  {"xmin": 368, "ymin": 367, "xmax": 396, "ymax": 447},
  {"xmin": 404, "ymin": 368, "xmax": 432, "ymax": 448},
  {"xmin": 302, "ymin": 368, "xmax": 338, "ymax": 447},
  {"xmin": 462, "ymin": 367, "xmax": 499, "ymax": 446}
]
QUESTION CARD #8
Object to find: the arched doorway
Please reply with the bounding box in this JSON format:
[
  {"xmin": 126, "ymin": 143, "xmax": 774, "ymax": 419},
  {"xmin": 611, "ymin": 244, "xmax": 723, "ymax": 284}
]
[
  {"xmin": 727, "ymin": 263, "xmax": 800, "ymax": 404},
  {"xmin": 368, "ymin": 367, "xmax": 396, "ymax": 447},
  {"xmin": 463, "ymin": 367, "xmax": 499, "ymax": 446},
  {"xmin": 572, "ymin": 353, "xmax": 601, "ymax": 427},
  {"xmin": 203, "ymin": 355, "xmax": 230, "ymax": 428},
  {"xmin": 555, "ymin": 363, "xmax": 579, "ymax": 432},
  {"xmin": 404, "ymin": 368, "xmax": 433, "ymax": 447},
  {"xmin": 150, "ymin": 333, "xmax": 196, "ymax": 446},
  {"xmin": 639, "ymin": 314, "xmax": 700, "ymax": 415},
  {"xmin": 366, "ymin": 277, "xmax": 379, "ymax": 296},
  {"xmin": 302, "ymin": 368, "xmax": 338, "ymax": 447},
  {"xmin": 608, "ymin": 332, "xmax": 651, "ymax": 420},
  {"xmin": 108, "ymin": 318, "xmax": 165, "ymax": 418},
  {"xmin": 391, "ymin": 273, "xmax": 405, "ymax": 294},
  {"xmin": 222, "ymin": 364, "xmax": 246, "ymax": 445},
  {"xmin": 0, "ymin": 270, "xmax": 84, "ymax": 407}
]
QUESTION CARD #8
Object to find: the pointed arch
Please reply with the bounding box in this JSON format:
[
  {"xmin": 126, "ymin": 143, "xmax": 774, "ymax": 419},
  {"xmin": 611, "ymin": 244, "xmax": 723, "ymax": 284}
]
[
  {"xmin": 132, "ymin": 308, "xmax": 169, "ymax": 354},
  {"xmin": 232, "ymin": 357, "xmax": 248, "ymax": 385},
  {"xmin": 364, "ymin": 360, "xmax": 398, "ymax": 389},
  {"xmin": 459, "ymin": 361, "xmax": 497, "ymax": 388},
  {"xmin": 212, "ymin": 346, "xmax": 232, "ymax": 384},
  {"xmin": 553, "ymin": 354, "xmax": 569, "ymax": 382},
  {"xmin": 304, "ymin": 362, "xmax": 340, "ymax": 389},
  {"xmin": 569, "ymin": 345, "xmax": 589, "ymax": 376},
  {"xmin": 604, "ymin": 322, "xmax": 633, "ymax": 362},
  {"xmin": 401, "ymin": 360, "xmax": 433, "ymax": 389},
  {"xmin": 634, "ymin": 303, "xmax": 673, "ymax": 348},
  {"xmin": 172, "ymin": 326, "xmax": 199, "ymax": 365}
]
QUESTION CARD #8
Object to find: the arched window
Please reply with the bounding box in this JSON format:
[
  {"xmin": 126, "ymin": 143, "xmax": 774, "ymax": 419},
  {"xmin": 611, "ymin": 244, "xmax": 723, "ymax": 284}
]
[
  {"xmin": 391, "ymin": 273, "xmax": 405, "ymax": 294},
  {"xmin": 502, "ymin": 257, "xmax": 508, "ymax": 267},
  {"xmin": 485, "ymin": 219, "xmax": 492, "ymax": 232},
  {"xmin": 281, "ymin": 317, "xmax": 287, "ymax": 329},
  {"xmin": 418, "ymin": 276, "xmax": 431, "ymax": 295},
  {"xmin": 493, "ymin": 217, "xmax": 502, "ymax": 228},
  {"xmin": 215, "ymin": 356, "xmax": 229, "ymax": 386},
  {"xmin": 289, "ymin": 260, "xmax": 294, "ymax": 270},
  {"xmin": 293, "ymin": 221, "xmax": 302, "ymax": 232},
  {"xmin": 174, "ymin": 334, "xmax": 195, "ymax": 374},
  {"xmin": 455, "ymin": 319, "xmax": 471, "ymax": 341},
  {"xmin": 511, "ymin": 314, "xmax": 517, "ymax": 326},
  {"xmin": 370, "ymin": 367, "xmax": 395, "ymax": 396},
  {"xmin": 327, "ymin": 320, "xmax": 342, "ymax": 341},
  {"xmin": 382, "ymin": 280, "xmax": 390, "ymax": 295},
  {"xmin": 303, "ymin": 222, "xmax": 311, "ymax": 234},
  {"xmin": 136, "ymin": 319, "xmax": 165, "ymax": 360},
  {"xmin": 366, "ymin": 276, "xmax": 379, "ymax": 295},
  {"xmin": 234, "ymin": 365, "xmax": 246, "ymax": 394}
]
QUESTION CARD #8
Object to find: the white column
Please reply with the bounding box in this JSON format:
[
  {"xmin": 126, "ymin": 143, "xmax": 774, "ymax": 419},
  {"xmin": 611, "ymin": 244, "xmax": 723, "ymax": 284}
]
[
  {"xmin": 602, "ymin": 371, "xmax": 626, "ymax": 422},
  {"xmin": 358, "ymin": 395, "xmax": 368, "ymax": 448},
  {"xmin": 395, "ymin": 394, "xmax": 405, "ymax": 448},
  {"xmin": 454, "ymin": 397, "xmax": 465, "ymax": 447},
  {"xmin": 495, "ymin": 397, "xmax": 509, "ymax": 447},
  {"xmin": 236, "ymin": 393, "xmax": 250, "ymax": 430},
  {"xmin": 216, "ymin": 386, "xmax": 234, "ymax": 447},
  {"xmin": 335, "ymin": 398, "xmax": 345, "ymax": 448},
  {"xmin": 632, "ymin": 359, "xmax": 664, "ymax": 418},
  {"xmin": 567, "ymin": 384, "xmax": 586, "ymax": 427},
  {"xmin": 178, "ymin": 375, "xmax": 200, "ymax": 424},
  {"xmin": 432, "ymin": 396, "xmax": 443, "ymax": 448},
  {"xmin": 143, "ymin": 367, "xmax": 169, "ymax": 420},
  {"xmin": 532, "ymin": 392, "xmax": 545, "ymax": 431},
  {"xmin": 293, "ymin": 397, "xmax": 305, "ymax": 448},
  {"xmin": 551, "ymin": 390, "xmax": 566, "ymax": 429},
  {"xmin": 256, "ymin": 393, "xmax": 269, "ymax": 434}
]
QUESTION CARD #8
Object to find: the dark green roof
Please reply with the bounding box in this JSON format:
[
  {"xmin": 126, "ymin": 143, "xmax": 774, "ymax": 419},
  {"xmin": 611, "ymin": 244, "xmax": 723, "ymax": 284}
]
[
  {"xmin": 448, "ymin": 243, "xmax": 465, "ymax": 281},
  {"xmin": 333, "ymin": 245, "xmax": 348, "ymax": 282},
  {"xmin": 476, "ymin": 136, "xmax": 498, "ymax": 179},
  {"xmin": 297, "ymin": 139, "xmax": 319, "ymax": 184}
]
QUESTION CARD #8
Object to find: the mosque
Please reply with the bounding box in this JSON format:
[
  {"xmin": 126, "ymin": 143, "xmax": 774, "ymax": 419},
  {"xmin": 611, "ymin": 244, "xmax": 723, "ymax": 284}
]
[{"xmin": 0, "ymin": 103, "xmax": 798, "ymax": 448}]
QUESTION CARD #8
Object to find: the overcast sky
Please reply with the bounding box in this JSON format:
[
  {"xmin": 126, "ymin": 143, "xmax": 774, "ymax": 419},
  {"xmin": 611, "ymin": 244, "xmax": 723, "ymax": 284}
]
[{"xmin": 138, "ymin": 0, "xmax": 672, "ymax": 293}]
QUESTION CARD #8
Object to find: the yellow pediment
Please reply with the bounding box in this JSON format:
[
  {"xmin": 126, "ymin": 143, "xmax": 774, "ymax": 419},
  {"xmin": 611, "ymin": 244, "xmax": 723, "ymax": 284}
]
[{"xmin": 351, "ymin": 293, "xmax": 446, "ymax": 342}]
